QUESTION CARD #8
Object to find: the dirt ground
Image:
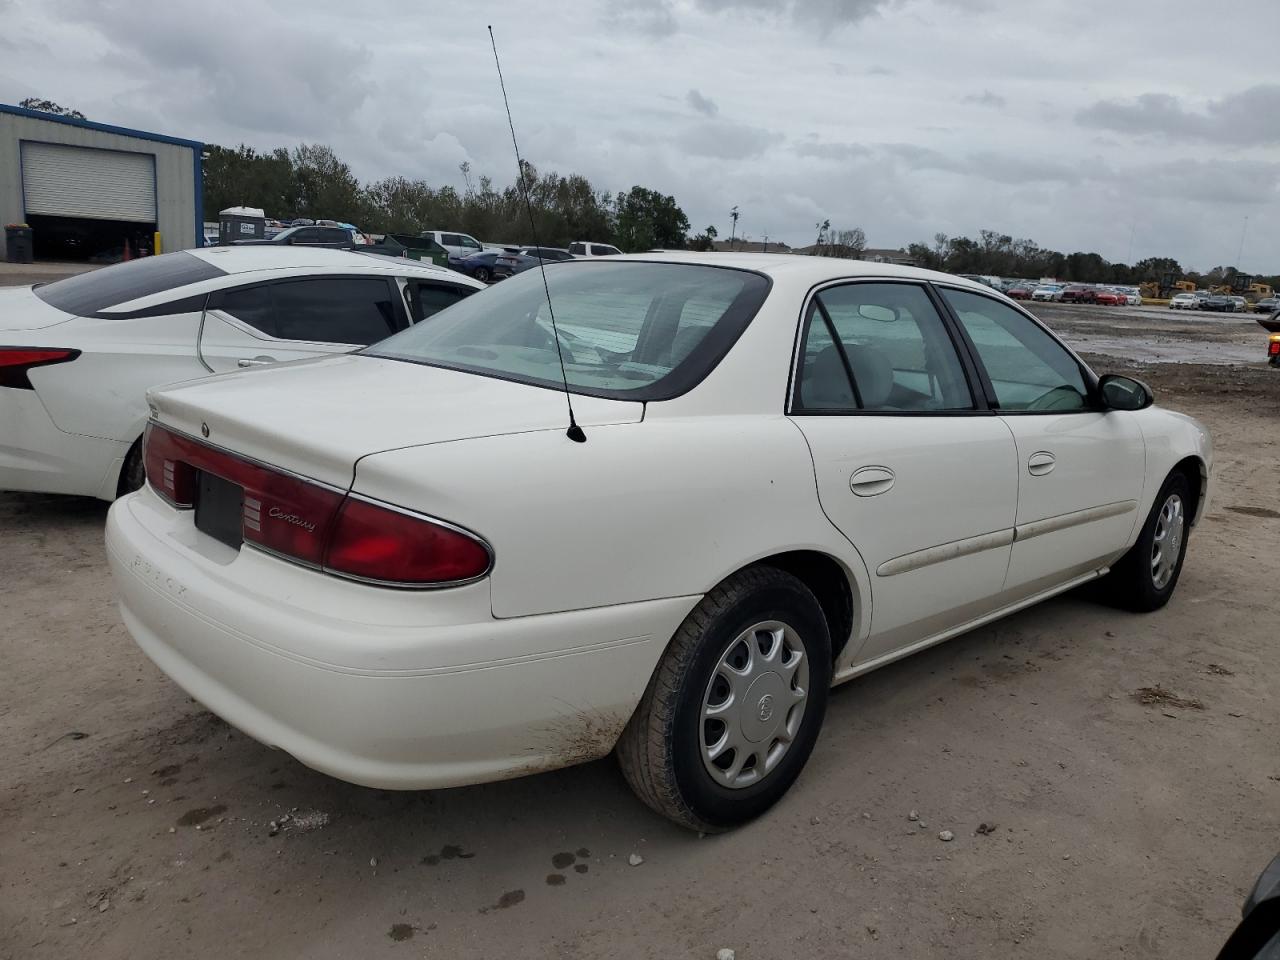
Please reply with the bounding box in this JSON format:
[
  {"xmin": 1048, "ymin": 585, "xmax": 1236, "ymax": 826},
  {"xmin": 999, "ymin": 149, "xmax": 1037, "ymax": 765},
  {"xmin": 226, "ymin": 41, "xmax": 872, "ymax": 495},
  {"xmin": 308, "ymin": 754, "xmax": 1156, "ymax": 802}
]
[{"xmin": 2, "ymin": 293, "xmax": 1278, "ymax": 960}]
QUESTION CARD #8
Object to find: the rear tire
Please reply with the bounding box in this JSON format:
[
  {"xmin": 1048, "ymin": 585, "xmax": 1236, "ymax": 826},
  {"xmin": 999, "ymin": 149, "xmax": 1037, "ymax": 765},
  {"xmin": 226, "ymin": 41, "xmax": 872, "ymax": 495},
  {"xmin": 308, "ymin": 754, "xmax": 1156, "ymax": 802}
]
[
  {"xmin": 116, "ymin": 438, "xmax": 145, "ymax": 497},
  {"xmin": 473, "ymin": 267, "xmax": 491, "ymax": 283},
  {"xmin": 1103, "ymin": 471, "xmax": 1192, "ymax": 612},
  {"xmin": 616, "ymin": 566, "xmax": 832, "ymax": 832}
]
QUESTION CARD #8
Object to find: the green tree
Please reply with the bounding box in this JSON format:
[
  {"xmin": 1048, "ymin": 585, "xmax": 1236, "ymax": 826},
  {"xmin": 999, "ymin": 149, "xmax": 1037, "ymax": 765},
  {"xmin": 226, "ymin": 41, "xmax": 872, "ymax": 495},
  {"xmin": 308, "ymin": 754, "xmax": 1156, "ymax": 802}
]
[
  {"xmin": 689, "ymin": 224, "xmax": 719, "ymax": 252},
  {"xmin": 202, "ymin": 144, "xmax": 294, "ymax": 217},
  {"xmin": 613, "ymin": 186, "xmax": 689, "ymax": 251},
  {"xmin": 289, "ymin": 144, "xmax": 363, "ymax": 223}
]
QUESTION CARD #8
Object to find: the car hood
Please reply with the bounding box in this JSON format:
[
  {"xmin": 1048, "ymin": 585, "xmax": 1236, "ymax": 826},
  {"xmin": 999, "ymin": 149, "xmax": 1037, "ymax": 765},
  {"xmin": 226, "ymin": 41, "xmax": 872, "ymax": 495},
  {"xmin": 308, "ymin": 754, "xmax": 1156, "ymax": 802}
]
[
  {"xmin": 0, "ymin": 285, "xmax": 75, "ymax": 331},
  {"xmin": 146, "ymin": 354, "xmax": 644, "ymax": 488}
]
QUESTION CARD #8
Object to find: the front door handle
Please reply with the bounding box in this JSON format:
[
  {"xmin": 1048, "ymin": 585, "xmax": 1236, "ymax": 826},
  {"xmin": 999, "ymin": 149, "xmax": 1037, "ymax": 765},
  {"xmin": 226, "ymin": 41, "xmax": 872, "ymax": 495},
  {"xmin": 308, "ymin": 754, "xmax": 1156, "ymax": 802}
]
[
  {"xmin": 1027, "ymin": 451, "xmax": 1056, "ymax": 476},
  {"xmin": 237, "ymin": 355, "xmax": 276, "ymax": 368},
  {"xmin": 850, "ymin": 465, "xmax": 895, "ymax": 497}
]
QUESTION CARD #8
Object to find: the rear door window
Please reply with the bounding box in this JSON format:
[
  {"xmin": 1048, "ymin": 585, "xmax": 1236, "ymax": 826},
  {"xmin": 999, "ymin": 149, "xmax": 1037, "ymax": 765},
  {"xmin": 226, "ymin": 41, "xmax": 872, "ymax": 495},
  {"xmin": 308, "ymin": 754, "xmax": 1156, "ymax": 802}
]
[
  {"xmin": 568, "ymin": 243, "xmax": 586, "ymax": 255},
  {"xmin": 794, "ymin": 282, "xmax": 973, "ymax": 412},
  {"xmin": 217, "ymin": 277, "xmax": 401, "ymax": 345},
  {"xmin": 32, "ymin": 252, "xmax": 225, "ymax": 316},
  {"xmin": 270, "ymin": 278, "xmax": 400, "ymax": 344},
  {"xmin": 217, "ymin": 284, "xmax": 275, "ymax": 331}
]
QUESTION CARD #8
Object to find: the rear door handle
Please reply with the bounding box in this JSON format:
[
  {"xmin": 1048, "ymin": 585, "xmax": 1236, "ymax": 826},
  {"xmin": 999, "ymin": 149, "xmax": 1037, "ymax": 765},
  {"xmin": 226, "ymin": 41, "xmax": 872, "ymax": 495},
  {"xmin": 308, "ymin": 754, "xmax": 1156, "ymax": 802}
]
[
  {"xmin": 1027, "ymin": 451, "xmax": 1056, "ymax": 476},
  {"xmin": 850, "ymin": 465, "xmax": 895, "ymax": 497},
  {"xmin": 237, "ymin": 355, "xmax": 276, "ymax": 368}
]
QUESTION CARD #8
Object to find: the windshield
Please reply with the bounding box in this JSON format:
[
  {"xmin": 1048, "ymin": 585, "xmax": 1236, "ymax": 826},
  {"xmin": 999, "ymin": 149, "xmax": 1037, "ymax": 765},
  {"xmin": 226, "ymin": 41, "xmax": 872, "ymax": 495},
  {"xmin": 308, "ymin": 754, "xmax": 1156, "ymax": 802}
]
[
  {"xmin": 367, "ymin": 261, "xmax": 770, "ymax": 401},
  {"xmin": 33, "ymin": 252, "xmax": 225, "ymax": 316}
]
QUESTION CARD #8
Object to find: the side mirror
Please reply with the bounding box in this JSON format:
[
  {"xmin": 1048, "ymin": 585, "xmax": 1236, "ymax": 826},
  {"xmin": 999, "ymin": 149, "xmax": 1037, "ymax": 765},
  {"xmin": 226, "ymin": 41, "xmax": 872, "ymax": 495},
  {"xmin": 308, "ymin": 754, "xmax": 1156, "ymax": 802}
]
[{"xmin": 1098, "ymin": 374, "xmax": 1154, "ymax": 411}]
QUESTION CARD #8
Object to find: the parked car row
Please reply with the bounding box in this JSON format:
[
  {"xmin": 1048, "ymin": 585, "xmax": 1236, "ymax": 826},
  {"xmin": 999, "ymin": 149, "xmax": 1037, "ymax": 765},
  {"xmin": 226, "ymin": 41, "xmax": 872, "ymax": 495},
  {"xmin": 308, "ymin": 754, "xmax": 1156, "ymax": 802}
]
[
  {"xmin": 1006, "ymin": 281, "xmax": 1142, "ymax": 305},
  {"xmin": 1169, "ymin": 291, "xmax": 1252, "ymax": 312}
]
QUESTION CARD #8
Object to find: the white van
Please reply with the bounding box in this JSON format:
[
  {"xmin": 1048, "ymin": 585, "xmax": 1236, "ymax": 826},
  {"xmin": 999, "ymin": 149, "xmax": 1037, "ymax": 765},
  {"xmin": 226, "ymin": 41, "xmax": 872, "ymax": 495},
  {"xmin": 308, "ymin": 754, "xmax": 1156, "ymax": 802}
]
[
  {"xmin": 567, "ymin": 241, "xmax": 622, "ymax": 257},
  {"xmin": 423, "ymin": 231, "xmax": 484, "ymax": 257}
]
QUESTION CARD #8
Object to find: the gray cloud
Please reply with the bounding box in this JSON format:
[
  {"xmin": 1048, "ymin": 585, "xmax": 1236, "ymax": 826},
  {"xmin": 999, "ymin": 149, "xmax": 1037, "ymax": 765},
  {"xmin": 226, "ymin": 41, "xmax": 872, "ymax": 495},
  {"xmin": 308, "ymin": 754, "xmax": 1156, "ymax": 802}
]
[
  {"xmin": 686, "ymin": 88, "xmax": 719, "ymax": 117},
  {"xmin": 1077, "ymin": 84, "xmax": 1280, "ymax": 146},
  {"xmin": 678, "ymin": 120, "xmax": 778, "ymax": 159},
  {"xmin": 962, "ymin": 90, "xmax": 1006, "ymax": 108},
  {"xmin": 3, "ymin": 0, "xmax": 1277, "ymax": 272}
]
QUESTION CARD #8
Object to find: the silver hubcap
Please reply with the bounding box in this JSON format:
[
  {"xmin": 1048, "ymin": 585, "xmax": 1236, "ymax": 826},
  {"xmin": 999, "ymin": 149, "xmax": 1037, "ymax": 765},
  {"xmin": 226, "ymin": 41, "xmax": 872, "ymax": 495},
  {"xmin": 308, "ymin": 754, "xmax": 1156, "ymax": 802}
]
[
  {"xmin": 1151, "ymin": 493, "xmax": 1185, "ymax": 590},
  {"xmin": 700, "ymin": 620, "xmax": 809, "ymax": 790}
]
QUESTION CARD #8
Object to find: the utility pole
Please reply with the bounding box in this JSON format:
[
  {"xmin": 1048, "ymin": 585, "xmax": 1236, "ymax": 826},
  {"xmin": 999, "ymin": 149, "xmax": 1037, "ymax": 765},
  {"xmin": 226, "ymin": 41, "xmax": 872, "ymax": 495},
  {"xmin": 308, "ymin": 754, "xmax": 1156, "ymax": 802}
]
[
  {"xmin": 729, "ymin": 206, "xmax": 740, "ymax": 250},
  {"xmin": 762, "ymin": 233, "xmax": 769, "ymax": 253},
  {"xmin": 1236, "ymin": 215, "xmax": 1249, "ymax": 271}
]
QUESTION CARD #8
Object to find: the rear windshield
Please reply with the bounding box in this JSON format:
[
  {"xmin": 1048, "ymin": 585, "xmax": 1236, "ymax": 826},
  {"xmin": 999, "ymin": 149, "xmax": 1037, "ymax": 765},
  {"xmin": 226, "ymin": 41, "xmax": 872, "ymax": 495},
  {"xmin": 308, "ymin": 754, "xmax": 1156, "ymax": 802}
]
[
  {"xmin": 367, "ymin": 261, "xmax": 770, "ymax": 401},
  {"xmin": 33, "ymin": 252, "xmax": 225, "ymax": 316}
]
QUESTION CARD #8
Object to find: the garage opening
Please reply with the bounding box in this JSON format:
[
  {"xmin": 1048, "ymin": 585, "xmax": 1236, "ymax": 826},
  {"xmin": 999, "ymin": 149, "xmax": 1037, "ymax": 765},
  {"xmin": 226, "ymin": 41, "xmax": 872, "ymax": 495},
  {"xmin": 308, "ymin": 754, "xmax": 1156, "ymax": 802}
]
[
  {"xmin": 26, "ymin": 214, "xmax": 158, "ymax": 262},
  {"xmin": 21, "ymin": 141, "xmax": 158, "ymax": 263}
]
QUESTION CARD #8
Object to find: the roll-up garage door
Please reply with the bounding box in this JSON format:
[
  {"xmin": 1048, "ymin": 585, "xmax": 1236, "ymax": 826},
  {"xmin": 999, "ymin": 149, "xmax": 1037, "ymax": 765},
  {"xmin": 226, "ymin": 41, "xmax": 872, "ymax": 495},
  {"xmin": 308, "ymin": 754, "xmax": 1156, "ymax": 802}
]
[{"xmin": 21, "ymin": 142, "xmax": 157, "ymax": 222}]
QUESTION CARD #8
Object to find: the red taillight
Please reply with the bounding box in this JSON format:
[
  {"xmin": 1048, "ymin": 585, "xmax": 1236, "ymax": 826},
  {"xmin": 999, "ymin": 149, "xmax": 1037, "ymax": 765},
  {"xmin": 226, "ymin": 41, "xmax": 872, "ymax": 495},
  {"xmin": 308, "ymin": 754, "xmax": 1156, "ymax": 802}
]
[
  {"xmin": 0, "ymin": 347, "xmax": 80, "ymax": 389},
  {"xmin": 143, "ymin": 422, "xmax": 197, "ymax": 507},
  {"xmin": 142, "ymin": 422, "xmax": 491, "ymax": 586},
  {"xmin": 1269, "ymin": 338, "xmax": 1280, "ymax": 357},
  {"xmin": 324, "ymin": 497, "xmax": 492, "ymax": 586}
]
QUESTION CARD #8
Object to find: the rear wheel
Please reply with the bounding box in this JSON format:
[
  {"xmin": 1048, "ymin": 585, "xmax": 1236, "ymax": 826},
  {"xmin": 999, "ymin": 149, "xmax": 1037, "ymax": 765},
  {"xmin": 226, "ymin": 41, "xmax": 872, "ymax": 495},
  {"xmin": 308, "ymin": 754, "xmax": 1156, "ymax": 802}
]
[
  {"xmin": 1104, "ymin": 471, "xmax": 1192, "ymax": 611},
  {"xmin": 116, "ymin": 438, "xmax": 145, "ymax": 497},
  {"xmin": 473, "ymin": 266, "xmax": 491, "ymax": 283},
  {"xmin": 616, "ymin": 566, "xmax": 832, "ymax": 832}
]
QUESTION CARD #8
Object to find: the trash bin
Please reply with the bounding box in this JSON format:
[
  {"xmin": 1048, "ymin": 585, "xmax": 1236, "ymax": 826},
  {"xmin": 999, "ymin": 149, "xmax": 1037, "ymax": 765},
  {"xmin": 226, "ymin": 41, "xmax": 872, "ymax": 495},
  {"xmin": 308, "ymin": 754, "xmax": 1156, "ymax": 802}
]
[{"xmin": 5, "ymin": 224, "xmax": 34, "ymax": 264}]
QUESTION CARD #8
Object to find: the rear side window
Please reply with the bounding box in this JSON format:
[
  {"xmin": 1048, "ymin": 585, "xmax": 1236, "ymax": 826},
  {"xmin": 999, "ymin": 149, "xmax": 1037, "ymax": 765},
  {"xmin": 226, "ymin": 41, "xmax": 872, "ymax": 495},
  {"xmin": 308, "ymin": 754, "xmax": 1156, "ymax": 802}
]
[
  {"xmin": 568, "ymin": 243, "xmax": 586, "ymax": 255},
  {"xmin": 443, "ymin": 234, "xmax": 463, "ymax": 246},
  {"xmin": 33, "ymin": 252, "xmax": 225, "ymax": 316},
  {"xmin": 218, "ymin": 278, "xmax": 401, "ymax": 345},
  {"xmin": 406, "ymin": 280, "xmax": 474, "ymax": 323},
  {"xmin": 368, "ymin": 261, "xmax": 770, "ymax": 401},
  {"xmin": 795, "ymin": 283, "xmax": 973, "ymax": 412}
]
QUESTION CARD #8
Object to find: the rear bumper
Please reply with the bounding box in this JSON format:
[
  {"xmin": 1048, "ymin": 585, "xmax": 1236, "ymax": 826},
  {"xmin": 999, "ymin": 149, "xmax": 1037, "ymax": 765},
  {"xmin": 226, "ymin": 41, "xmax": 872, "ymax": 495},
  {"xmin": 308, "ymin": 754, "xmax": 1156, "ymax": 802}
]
[
  {"xmin": 105, "ymin": 487, "xmax": 697, "ymax": 790},
  {"xmin": 0, "ymin": 388, "xmax": 126, "ymax": 499}
]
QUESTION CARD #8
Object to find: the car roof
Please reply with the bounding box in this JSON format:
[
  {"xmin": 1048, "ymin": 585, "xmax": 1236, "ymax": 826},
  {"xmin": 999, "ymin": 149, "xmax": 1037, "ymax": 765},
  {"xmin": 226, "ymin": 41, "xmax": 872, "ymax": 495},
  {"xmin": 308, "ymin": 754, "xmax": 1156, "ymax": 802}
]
[
  {"xmin": 612, "ymin": 251, "xmax": 995, "ymax": 292},
  {"xmin": 188, "ymin": 245, "xmax": 452, "ymax": 276}
]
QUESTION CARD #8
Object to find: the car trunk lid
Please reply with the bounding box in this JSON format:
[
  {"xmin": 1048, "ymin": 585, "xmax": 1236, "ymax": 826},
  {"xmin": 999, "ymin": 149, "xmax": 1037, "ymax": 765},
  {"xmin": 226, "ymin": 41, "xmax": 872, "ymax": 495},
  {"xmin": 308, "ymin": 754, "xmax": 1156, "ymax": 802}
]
[
  {"xmin": 147, "ymin": 353, "xmax": 643, "ymax": 489},
  {"xmin": 0, "ymin": 285, "xmax": 75, "ymax": 331}
]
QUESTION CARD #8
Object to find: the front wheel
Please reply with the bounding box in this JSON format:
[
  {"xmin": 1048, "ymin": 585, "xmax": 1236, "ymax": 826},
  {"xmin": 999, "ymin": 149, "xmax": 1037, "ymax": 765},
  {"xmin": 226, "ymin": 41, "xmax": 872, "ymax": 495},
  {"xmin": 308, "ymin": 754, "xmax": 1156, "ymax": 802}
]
[
  {"xmin": 1104, "ymin": 471, "xmax": 1192, "ymax": 611},
  {"xmin": 616, "ymin": 566, "xmax": 832, "ymax": 832}
]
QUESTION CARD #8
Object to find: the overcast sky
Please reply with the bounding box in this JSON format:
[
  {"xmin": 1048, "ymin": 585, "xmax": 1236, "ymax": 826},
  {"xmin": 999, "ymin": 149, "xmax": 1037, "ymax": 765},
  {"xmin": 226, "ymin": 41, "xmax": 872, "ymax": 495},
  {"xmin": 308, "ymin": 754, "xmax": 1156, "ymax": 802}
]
[{"xmin": 3, "ymin": 0, "xmax": 1278, "ymax": 271}]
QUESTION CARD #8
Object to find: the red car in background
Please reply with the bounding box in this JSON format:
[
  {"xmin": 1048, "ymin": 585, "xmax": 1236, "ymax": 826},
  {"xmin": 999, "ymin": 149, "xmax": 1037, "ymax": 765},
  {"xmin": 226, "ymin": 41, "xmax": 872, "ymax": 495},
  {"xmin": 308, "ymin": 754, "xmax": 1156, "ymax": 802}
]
[
  {"xmin": 1059, "ymin": 284, "xmax": 1098, "ymax": 303},
  {"xmin": 1006, "ymin": 284, "xmax": 1036, "ymax": 300},
  {"xmin": 1095, "ymin": 289, "xmax": 1127, "ymax": 306}
]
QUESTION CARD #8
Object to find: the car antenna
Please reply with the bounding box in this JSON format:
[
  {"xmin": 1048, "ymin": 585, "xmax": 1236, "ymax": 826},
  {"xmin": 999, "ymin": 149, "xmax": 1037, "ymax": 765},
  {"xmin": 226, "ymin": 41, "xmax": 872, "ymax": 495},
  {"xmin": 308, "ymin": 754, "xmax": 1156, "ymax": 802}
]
[{"xmin": 488, "ymin": 25, "xmax": 586, "ymax": 443}]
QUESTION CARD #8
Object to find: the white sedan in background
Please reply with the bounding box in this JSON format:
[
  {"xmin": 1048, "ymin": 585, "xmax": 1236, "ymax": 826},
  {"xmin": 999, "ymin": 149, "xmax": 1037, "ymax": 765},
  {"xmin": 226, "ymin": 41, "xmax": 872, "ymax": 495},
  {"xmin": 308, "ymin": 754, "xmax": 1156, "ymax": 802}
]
[
  {"xmin": 106, "ymin": 253, "xmax": 1210, "ymax": 831},
  {"xmin": 0, "ymin": 248, "xmax": 482, "ymax": 500}
]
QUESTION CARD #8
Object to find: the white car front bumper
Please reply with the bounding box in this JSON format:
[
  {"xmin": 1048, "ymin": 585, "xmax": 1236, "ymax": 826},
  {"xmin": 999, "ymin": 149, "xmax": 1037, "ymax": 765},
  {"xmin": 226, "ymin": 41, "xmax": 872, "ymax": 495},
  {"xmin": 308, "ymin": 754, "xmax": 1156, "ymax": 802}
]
[{"xmin": 106, "ymin": 486, "xmax": 697, "ymax": 790}]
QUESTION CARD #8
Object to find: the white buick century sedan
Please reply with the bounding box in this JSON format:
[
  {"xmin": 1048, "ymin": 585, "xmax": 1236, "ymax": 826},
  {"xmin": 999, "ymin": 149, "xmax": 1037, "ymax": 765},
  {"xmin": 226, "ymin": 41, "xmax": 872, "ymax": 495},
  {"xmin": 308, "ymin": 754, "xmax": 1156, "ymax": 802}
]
[{"xmin": 106, "ymin": 253, "xmax": 1211, "ymax": 831}]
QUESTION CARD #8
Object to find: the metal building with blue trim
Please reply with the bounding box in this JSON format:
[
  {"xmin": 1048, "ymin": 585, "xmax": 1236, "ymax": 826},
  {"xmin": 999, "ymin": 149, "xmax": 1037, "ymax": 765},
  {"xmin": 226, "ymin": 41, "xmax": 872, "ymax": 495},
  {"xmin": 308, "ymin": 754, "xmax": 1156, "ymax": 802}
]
[{"xmin": 0, "ymin": 103, "xmax": 203, "ymax": 261}]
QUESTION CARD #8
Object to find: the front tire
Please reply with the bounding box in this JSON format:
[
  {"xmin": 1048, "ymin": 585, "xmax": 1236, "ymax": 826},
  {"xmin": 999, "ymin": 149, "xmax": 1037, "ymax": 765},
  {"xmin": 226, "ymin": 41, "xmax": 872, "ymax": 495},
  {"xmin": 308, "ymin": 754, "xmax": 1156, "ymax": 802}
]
[
  {"xmin": 616, "ymin": 566, "xmax": 832, "ymax": 832},
  {"xmin": 1104, "ymin": 471, "xmax": 1192, "ymax": 611}
]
